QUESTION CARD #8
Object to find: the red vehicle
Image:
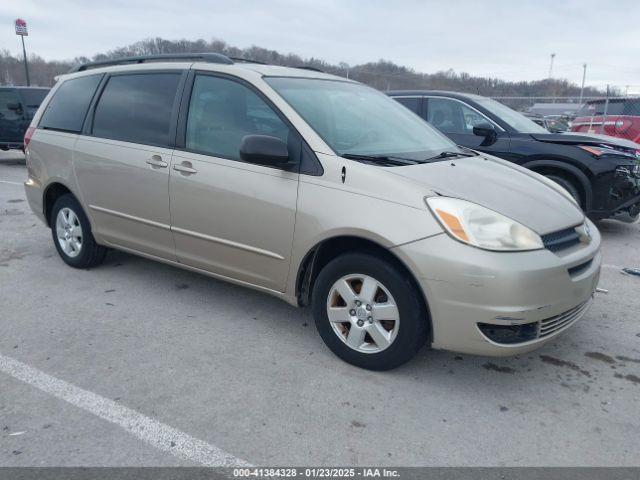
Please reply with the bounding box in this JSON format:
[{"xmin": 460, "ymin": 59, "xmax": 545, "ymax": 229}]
[{"xmin": 571, "ymin": 98, "xmax": 640, "ymax": 147}]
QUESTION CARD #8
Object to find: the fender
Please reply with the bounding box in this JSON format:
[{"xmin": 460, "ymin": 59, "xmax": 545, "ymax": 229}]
[{"xmin": 522, "ymin": 159, "xmax": 593, "ymax": 212}]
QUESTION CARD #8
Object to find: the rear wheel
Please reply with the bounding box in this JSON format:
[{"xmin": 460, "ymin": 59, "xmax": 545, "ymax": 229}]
[
  {"xmin": 51, "ymin": 194, "xmax": 107, "ymax": 268},
  {"xmin": 545, "ymin": 174, "xmax": 582, "ymax": 207},
  {"xmin": 312, "ymin": 252, "xmax": 428, "ymax": 370}
]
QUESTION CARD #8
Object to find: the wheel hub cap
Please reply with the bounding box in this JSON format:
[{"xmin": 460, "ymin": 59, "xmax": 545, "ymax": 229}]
[
  {"xmin": 326, "ymin": 274, "xmax": 400, "ymax": 354},
  {"xmin": 55, "ymin": 207, "xmax": 83, "ymax": 258}
]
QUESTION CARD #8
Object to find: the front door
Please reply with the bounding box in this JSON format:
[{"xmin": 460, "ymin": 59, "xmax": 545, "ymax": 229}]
[
  {"xmin": 74, "ymin": 72, "xmax": 184, "ymax": 260},
  {"xmin": 424, "ymin": 97, "xmax": 511, "ymax": 157},
  {"xmin": 169, "ymin": 73, "xmax": 299, "ymax": 292}
]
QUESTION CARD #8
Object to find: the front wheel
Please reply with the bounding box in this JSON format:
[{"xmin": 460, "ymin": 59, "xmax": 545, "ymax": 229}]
[{"xmin": 312, "ymin": 252, "xmax": 429, "ymax": 370}]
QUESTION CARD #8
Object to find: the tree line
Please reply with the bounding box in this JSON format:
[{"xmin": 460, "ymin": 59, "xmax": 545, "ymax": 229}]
[{"xmin": 1, "ymin": 37, "xmax": 604, "ymax": 105}]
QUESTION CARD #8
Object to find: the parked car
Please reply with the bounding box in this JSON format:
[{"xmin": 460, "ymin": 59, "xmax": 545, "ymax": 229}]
[
  {"xmin": 523, "ymin": 113, "xmax": 570, "ymax": 133},
  {"xmin": 389, "ymin": 91, "xmax": 640, "ymax": 222},
  {"xmin": 0, "ymin": 86, "xmax": 50, "ymax": 151},
  {"xmin": 571, "ymin": 98, "xmax": 640, "ymax": 145},
  {"xmin": 25, "ymin": 54, "xmax": 601, "ymax": 370}
]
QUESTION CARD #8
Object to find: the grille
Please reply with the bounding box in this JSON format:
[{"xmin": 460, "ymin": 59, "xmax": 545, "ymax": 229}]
[
  {"xmin": 541, "ymin": 227, "xmax": 581, "ymax": 252},
  {"xmin": 538, "ymin": 300, "xmax": 591, "ymax": 338}
]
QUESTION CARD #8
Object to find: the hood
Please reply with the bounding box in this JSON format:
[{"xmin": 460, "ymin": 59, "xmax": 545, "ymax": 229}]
[
  {"xmin": 386, "ymin": 155, "xmax": 584, "ymax": 235},
  {"xmin": 530, "ymin": 132, "xmax": 640, "ymax": 150}
]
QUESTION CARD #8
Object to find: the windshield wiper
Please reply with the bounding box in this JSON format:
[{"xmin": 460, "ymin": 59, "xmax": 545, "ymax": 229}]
[
  {"xmin": 340, "ymin": 153, "xmax": 420, "ymax": 166},
  {"xmin": 424, "ymin": 150, "xmax": 477, "ymax": 161}
]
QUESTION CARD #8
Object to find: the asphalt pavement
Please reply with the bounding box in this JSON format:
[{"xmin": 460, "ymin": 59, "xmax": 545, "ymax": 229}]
[{"xmin": 1, "ymin": 150, "xmax": 639, "ymax": 467}]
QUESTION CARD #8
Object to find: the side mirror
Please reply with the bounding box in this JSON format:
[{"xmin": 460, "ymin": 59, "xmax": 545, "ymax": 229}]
[
  {"xmin": 473, "ymin": 122, "xmax": 496, "ymax": 138},
  {"xmin": 239, "ymin": 135, "xmax": 291, "ymax": 167},
  {"xmin": 472, "ymin": 122, "xmax": 497, "ymax": 146},
  {"xmin": 7, "ymin": 102, "xmax": 23, "ymax": 113}
]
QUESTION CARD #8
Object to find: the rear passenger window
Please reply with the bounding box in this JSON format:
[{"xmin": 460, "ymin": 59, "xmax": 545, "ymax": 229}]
[
  {"xmin": 92, "ymin": 73, "xmax": 181, "ymax": 147},
  {"xmin": 40, "ymin": 75, "xmax": 102, "ymax": 133},
  {"xmin": 185, "ymin": 75, "xmax": 290, "ymax": 161},
  {"xmin": 394, "ymin": 97, "xmax": 421, "ymax": 114}
]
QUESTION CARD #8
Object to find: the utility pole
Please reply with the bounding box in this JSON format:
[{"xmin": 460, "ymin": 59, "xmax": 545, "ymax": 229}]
[
  {"xmin": 548, "ymin": 53, "xmax": 556, "ymax": 78},
  {"xmin": 579, "ymin": 63, "xmax": 587, "ymax": 103},
  {"xmin": 601, "ymin": 85, "xmax": 610, "ymax": 135},
  {"xmin": 14, "ymin": 19, "xmax": 30, "ymax": 86}
]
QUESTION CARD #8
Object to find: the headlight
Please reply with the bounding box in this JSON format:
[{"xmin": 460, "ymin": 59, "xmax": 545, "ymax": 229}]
[{"xmin": 425, "ymin": 197, "xmax": 544, "ymax": 251}]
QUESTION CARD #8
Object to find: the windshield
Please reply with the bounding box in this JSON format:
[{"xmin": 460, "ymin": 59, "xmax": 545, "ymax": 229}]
[
  {"xmin": 475, "ymin": 97, "xmax": 548, "ymax": 134},
  {"xmin": 265, "ymin": 77, "xmax": 459, "ymax": 159}
]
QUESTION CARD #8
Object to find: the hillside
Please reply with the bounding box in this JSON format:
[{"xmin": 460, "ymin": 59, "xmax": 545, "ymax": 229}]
[{"xmin": 1, "ymin": 37, "xmax": 604, "ymax": 103}]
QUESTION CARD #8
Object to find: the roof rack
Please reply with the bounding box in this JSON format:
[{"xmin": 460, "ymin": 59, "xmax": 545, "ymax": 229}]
[
  {"xmin": 68, "ymin": 53, "xmax": 234, "ymax": 73},
  {"xmin": 228, "ymin": 57, "xmax": 266, "ymax": 65},
  {"xmin": 291, "ymin": 65, "xmax": 325, "ymax": 73}
]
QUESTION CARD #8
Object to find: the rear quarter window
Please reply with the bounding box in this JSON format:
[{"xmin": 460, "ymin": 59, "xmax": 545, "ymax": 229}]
[{"xmin": 39, "ymin": 75, "xmax": 102, "ymax": 133}]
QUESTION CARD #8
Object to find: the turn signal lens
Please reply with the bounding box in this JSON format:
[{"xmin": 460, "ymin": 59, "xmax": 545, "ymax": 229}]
[
  {"xmin": 435, "ymin": 209, "xmax": 469, "ymax": 242},
  {"xmin": 578, "ymin": 145, "xmax": 604, "ymax": 156}
]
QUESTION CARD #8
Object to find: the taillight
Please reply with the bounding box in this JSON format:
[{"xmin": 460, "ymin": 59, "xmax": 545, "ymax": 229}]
[{"xmin": 24, "ymin": 127, "xmax": 35, "ymax": 149}]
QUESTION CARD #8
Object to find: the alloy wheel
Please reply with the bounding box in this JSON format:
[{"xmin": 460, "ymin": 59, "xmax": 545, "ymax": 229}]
[
  {"xmin": 55, "ymin": 207, "xmax": 83, "ymax": 258},
  {"xmin": 326, "ymin": 274, "xmax": 400, "ymax": 353}
]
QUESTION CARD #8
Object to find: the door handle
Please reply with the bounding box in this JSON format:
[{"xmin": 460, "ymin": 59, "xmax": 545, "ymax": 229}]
[
  {"xmin": 146, "ymin": 155, "xmax": 168, "ymax": 168},
  {"xmin": 173, "ymin": 162, "xmax": 198, "ymax": 175}
]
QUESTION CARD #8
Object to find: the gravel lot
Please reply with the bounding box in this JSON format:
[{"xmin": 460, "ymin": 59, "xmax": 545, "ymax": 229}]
[{"xmin": 1, "ymin": 150, "xmax": 639, "ymax": 467}]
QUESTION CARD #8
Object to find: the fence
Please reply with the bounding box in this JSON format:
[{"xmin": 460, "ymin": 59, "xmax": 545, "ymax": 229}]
[{"xmin": 490, "ymin": 86, "xmax": 640, "ymax": 144}]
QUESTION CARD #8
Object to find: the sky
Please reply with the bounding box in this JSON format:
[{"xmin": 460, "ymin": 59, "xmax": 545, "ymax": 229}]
[{"xmin": 1, "ymin": 0, "xmax": 639, "ymax": 90}]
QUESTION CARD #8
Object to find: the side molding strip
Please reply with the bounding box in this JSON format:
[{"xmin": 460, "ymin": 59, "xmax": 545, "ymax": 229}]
[
  {"xmin": 171, "ymin": 226, "xmax": 285, "ymax": 260},
  {"xmin": 89, "ymin": 205, "xmax": 285, "ymax": 261},
  {"xmin": 89, "ymin": 205, "xmax": 170, "ymax": 230}
]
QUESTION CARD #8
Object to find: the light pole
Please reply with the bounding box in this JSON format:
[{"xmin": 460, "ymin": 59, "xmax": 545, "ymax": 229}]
[
  {"xmin": 14, "ymin": 19, "xmax": 30, "ymax": 86},
  {"xmin": 548, "ymin": 53, "xmax": 556, "ymax": 78},
  {"xmin": 579, "ymin": 63, "xmax": 587, "ymax": 103}
]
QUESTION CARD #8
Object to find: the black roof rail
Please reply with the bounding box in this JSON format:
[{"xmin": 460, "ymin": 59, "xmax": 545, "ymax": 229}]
[
  {"xmin": 291, "ymin": 65, "xmax": 325, "ymax": 73},
  {"xmin": 228, "ymin": 57, "xmax": 266, "ymax": 65},
  {"xmin": 68, "ymin": 53, "xmax": 234, "ymax": 73}
]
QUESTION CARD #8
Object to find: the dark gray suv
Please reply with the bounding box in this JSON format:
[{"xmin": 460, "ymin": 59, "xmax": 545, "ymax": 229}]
[{"xmin": 0, "ymin": 86, "xmax": 49, "ymax": 151}]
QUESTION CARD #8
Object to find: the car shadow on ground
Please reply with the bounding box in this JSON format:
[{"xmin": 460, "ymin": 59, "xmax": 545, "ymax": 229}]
[
  {"xmin": 96, "ymin": 246, "xmax": 636, "ymax": 397},
  {"xmin": 596, "ymin": 218, "xmax": 640, "ymax": 239},
  {"xmin": 0, "ymin": 151, "xmax": 26, "ymax": 165}
]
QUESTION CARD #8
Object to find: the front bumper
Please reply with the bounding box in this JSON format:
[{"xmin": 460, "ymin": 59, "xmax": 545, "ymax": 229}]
[
  {"xmin": 589, "ymin": 162, "xmax": 640, "ymax": 221},
  {"xmin": 392, "ymin": 219, "xmax": 602, "ymax": 356}
]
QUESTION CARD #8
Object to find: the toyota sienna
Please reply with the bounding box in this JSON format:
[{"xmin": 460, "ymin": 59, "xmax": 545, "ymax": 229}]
[{"xmin": 24, "ymin": 54, "xmax": 602, "ymax": 370}]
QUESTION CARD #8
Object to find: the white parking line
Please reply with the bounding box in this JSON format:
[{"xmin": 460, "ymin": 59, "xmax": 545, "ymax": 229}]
[
  {"xmin": 0, "ymin": 353, "xmax": 251, "ymax": 467},
  {"xmin": 0, "ymin": 180, "xmax": 23, "ymax": 186}
]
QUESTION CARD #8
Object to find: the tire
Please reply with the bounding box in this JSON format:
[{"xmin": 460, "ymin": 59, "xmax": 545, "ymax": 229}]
[
  {"xmin": 545, "ymin": 174, "xmax": 582, "ymax": 207},
  {"xmin": 50, "ymin": 194, "xmax": 107, "ymax": 268},
  {"xmin": 312, "ymin": 252, "xmax": 428, "ymax": 370}
]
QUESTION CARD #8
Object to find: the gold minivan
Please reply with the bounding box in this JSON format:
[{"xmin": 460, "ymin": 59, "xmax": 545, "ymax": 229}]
[{"xmin": 24, "ymin": 54, "xmax": 601, "ymax": 370}]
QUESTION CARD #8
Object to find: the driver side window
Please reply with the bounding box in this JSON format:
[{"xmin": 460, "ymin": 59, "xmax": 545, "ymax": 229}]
[
  {"xmin": 426, "ymin": 98, "xmax": 491, "ymax": 135},
  {"xmin": 459, "ymin": 103, "xmax": 490, "ymax": 133},
  {"xmin": 186, "ymin": 75, "xmax": 290, "ymax": 161}
]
